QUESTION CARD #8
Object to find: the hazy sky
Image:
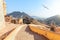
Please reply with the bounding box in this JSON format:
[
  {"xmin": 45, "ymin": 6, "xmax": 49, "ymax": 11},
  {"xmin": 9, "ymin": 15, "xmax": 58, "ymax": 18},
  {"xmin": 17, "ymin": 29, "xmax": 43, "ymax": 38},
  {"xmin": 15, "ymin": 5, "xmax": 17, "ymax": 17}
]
[{"xmin": 5, "ymin": 0, "xmax": 60, "ymax": 18}]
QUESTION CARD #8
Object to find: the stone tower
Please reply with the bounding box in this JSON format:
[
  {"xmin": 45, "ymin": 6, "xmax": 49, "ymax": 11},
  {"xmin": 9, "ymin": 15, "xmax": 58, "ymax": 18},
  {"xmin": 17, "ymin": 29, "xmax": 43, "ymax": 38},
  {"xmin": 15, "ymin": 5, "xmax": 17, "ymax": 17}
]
[
  {"xmin": 0, "ymin": 0, "xmax": 5, "ymax": 30},
  {"xmin": 3, "ymin": 0, "xmax": 6, "ymax": 16}
]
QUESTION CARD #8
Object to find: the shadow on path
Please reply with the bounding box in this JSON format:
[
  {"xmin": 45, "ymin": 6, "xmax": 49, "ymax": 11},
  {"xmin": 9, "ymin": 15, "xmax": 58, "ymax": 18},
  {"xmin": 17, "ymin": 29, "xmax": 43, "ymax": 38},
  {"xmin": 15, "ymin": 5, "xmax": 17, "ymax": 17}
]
[{"xmin": 25, "ymin": 26, "xmax": 49, "ymax": 40}]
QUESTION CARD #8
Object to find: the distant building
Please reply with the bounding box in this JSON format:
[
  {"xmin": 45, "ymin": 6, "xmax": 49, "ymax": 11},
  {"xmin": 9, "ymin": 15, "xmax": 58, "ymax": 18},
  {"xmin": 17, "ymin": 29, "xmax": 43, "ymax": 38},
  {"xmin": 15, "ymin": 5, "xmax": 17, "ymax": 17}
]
[
  {"xmin": 4, "ymin": 15, "xmax": 32, "ymax": 24},
  {"xmin": 4, "ymin": 15, "xmax": 12, "ymax": 22},
  {"xmin": 4, "ymin": 15, "xmax": 23, "ymax": 24}
]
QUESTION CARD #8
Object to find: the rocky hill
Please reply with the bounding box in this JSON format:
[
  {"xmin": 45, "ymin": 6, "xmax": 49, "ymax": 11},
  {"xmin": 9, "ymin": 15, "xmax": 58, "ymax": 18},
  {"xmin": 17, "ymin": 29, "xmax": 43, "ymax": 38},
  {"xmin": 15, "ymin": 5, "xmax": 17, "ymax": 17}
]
[
  {"xmin": 45, "ymin": 15, "xmax": 60, "ymax": 26},
  {"xmin": 6, "ymin": 11, "xmax": 42, "ymax": 24},
  {"xmin": 7, "ymin": 11, "xmax": 31, "ymax": 19}
]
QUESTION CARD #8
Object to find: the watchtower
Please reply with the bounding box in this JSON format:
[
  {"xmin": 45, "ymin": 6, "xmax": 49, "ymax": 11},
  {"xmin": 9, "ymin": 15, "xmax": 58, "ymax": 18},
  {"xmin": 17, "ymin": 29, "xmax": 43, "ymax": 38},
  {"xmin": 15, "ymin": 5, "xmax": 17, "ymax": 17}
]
[{"xmin": 0, "ymin": 0, "xmax": 5, "ymax": 30}]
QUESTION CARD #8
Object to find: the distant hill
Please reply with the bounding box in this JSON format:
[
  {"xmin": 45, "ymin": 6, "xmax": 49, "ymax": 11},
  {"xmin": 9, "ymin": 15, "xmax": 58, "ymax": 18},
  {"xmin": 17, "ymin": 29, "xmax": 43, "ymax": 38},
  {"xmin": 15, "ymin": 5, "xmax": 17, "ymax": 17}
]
[
  {"xmin": 32, "ymin": 16, "xmax": 45, "ymax": 23},
  {"xmin": 6, "ymin": 11, "xmax": 42, "ymax": 24},
  {"xmin": 7, "ymin": 11, "xmax": 60, "ymax": 25},
  {"xmin": 7, "ymin": 11, "xmax": 31, "ymax": 19},
  {"xmin": 45, "ymin": 15, "xmax": 60, "ymax": 26}
]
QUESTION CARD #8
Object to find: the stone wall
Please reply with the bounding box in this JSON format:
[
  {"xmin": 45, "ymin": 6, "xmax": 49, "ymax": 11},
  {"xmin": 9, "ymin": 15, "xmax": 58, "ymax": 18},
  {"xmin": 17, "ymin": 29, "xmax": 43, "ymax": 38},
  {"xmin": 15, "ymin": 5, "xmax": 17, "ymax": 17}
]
[
  {"xmin": 3, "ymin": 1, "xmax": 6, "ymax": 16},
  {"xmin": 0, "ymin": 0, "xmax": 5, "ymax": 30}
]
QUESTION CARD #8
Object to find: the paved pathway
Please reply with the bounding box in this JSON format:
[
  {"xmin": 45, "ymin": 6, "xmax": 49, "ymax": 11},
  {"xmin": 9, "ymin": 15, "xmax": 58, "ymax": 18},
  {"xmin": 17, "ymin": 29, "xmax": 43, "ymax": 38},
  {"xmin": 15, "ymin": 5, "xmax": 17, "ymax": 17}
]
[{"xmin": 15, "ymin": 25, "xmax": 49, "ymax": 40}]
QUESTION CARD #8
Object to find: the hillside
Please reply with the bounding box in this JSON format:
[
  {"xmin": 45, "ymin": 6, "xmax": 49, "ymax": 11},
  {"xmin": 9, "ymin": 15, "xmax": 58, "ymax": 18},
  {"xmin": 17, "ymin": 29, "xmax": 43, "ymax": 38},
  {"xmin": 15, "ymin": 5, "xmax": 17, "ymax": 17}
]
[
  {"xmin": 6, "ymin": 11, "xmax": 43, "ymax": 24},
  {"xmin": 32, "ymin": 16, "xmax": 45, "ymax": 23},
  {"xmin": 7, "ymin": 11, "xmax": 31, "ymax": 19},
  {"xmin": 45, "ymin": 15, "xmax": 60, "ymax": 26}
]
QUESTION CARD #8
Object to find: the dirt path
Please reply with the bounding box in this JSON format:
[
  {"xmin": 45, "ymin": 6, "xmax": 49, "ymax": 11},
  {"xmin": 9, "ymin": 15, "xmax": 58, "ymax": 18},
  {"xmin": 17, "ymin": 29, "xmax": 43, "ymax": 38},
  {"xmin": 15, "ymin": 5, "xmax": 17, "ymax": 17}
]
[{"xmin": 15, "ymin": 25, "xmax": 49, "ymax": 40}]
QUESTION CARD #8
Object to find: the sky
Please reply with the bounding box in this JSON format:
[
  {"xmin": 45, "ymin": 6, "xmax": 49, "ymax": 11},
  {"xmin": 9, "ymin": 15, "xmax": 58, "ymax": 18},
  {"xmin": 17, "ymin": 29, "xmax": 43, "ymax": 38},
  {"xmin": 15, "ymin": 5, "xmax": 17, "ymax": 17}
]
[{"xmin": 5, "ymin": 0, "xmax": 60, "ymax": 18}]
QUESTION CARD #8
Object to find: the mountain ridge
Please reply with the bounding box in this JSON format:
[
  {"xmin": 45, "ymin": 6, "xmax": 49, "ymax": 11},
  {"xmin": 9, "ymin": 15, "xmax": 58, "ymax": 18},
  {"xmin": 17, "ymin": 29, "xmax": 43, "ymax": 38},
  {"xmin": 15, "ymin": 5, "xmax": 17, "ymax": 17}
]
[{"xmin": 45, "ymin": 15, "xmax": 60, "ymax": 26}]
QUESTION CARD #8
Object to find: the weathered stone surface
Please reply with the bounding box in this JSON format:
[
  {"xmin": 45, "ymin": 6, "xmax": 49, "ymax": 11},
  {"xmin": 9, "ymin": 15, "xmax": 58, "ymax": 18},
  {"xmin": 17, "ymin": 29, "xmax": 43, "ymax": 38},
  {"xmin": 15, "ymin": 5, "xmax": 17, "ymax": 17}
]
[
  {"xmin": 0, "ymin": 0, "xmax": 5, "ymax": 30},
  {"xmin": 3, "ymin": 1, "xmax": 6, "ymax": 16}
]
